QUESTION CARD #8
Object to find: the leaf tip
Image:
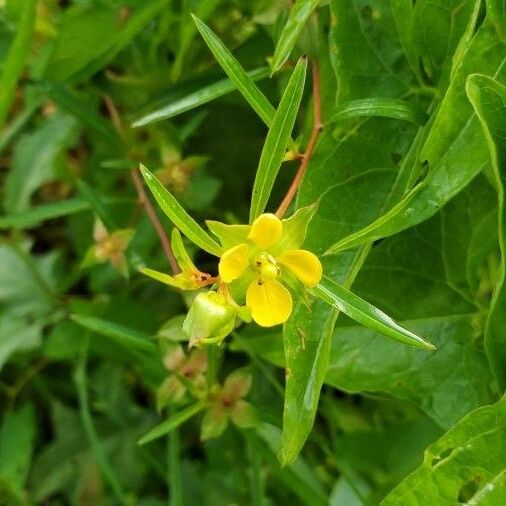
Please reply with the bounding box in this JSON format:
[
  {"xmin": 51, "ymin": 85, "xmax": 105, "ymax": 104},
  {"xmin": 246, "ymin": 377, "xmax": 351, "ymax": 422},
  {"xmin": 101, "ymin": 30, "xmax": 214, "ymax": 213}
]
[
  {"xmin": 138, "ymin": 163, "xmax": 152, "ymax": 181},
  {"xmin": 131, "ymin": 118, "xmax": 143, "ymax": 129},
  {"xmin": 137, "ymin": 435, "xmax": 148, "ymax": 446},
  {"xmin": 278, "ymin": 446, "xmax": 295, "ymax": 467},
  {"xmin": 423, "ymin": 341, "xmax": 437, "ymax": 352}
]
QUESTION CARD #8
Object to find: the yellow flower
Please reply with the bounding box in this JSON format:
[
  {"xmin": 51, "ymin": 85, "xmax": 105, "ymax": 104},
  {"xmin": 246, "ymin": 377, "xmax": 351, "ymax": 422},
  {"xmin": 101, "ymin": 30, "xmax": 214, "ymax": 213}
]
[{"xmin": 217, "ymin": 213, "xmax": 322, "ymax": 327}]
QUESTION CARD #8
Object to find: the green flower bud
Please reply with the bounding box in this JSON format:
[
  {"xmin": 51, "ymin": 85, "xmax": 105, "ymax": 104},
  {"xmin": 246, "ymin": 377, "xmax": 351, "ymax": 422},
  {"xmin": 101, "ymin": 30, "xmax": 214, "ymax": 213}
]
[{"xmin": 183, "ymin": 291, "xmax": 236, "ymax": 347}]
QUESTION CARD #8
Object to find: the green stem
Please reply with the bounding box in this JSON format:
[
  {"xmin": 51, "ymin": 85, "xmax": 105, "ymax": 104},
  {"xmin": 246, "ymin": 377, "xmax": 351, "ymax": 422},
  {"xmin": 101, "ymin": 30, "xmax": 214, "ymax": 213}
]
[
  {"xmin": 75, "ymin": 337, "xmax": 125, "ymax": 503},
  {"xmin": 248, "ymin": 435, "xmax": 264, "ymax": 506},
  {"xmin": 168, "ymin": 407, "xmax": 183, "ymax": 506}
]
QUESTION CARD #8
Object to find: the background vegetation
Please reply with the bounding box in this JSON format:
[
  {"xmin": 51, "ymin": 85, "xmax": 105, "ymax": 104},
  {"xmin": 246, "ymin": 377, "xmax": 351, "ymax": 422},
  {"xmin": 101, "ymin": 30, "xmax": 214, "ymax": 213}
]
[{"xmin": 0, "ymin": 0, "xmax": 505, "ymax": 504}]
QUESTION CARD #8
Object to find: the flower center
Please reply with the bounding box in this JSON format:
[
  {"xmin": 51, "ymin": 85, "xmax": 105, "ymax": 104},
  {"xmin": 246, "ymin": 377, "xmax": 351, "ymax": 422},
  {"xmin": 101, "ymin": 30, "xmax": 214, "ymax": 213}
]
[{"xmin": 254, "ymin": 253, "xmax": 279, "ymax": 281}]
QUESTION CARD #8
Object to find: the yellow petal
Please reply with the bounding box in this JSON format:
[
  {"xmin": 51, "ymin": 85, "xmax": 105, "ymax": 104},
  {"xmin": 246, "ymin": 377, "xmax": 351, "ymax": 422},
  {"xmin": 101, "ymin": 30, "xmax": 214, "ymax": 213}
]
[
  {"xmin": 219, "ymin": 243, "xmax": 249, "ymax": 282},
  {"xmin": 278, "ymin": 249, "xmax": 322, "ymax": 287},
  {"xmin": 248, "ymin": 213, "xmax": 282, "ymax": 249},
  {"xmin": 246, "ymin": 279, "xmax": 292, "ymax": 327}
]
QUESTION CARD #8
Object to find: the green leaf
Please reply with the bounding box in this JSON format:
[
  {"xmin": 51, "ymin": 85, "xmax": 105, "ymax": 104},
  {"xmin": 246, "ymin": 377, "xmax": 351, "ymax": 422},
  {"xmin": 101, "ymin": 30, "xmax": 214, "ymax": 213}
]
[
  {"xmin": 249, "ymin": 57, "xmax": 307, "ymax": 222},
  {"xmin": 170, "ymin": 228, "xmax": 196, "ymax": 272},
  {"xmin": 206, "ymin": 221, "xmax": 250, "ymax": 250},
  {"xmin": 0, "ymin": 243, "xmax": 60, "ymax": 371},
  {"xmin": 254, "ymin": 424, "xmax": 327, "ymax": 506},
  {"xmin": 272, "ymin": 203, "xmax": 317, "ymax": 254},
  {"xmin": 192, "ymin": 14, "xmax": 276, "ymax": 127},
  {"xmin": 326, "ymin": 314, "xmax": 495, "ymax": 429},
  {"xmin": 0, "ymin": 0, "xmax": 37, "ymax": 128},
  {"xmin": 0, "ymin": 198, "xmax": 89, "ymax": 230},
  {"xmin": 270, "ymin": 0, "xmax": 320, "ymax": 75},
  {"xmin": 466, "ymin": 74, "xmax": 506, "ymax": 390},
  {"xmin": 313, "ymin": 276, "xmax": 435, "ymax": 351},
  {"xmin": 46, "ymin": 0, "xmax": 169, "ymax": 82},
  {"xmin": 171, "ymin": 0, "xmax": 222, "ymax": 81},
  {"xmin": 328, "ymin": 98, "xmax": 428, "ymax": 126},
  {"xmin": 323, "ymin": 4, "xmax": 506, "ymax": 254},
  {"xmin": 325, "ymin": 211, "xmax": 497, "ymax": 428},
  {"xmin": 382, "ymin": 394, "xmax": 506, "ymax": 505},
  {"xmin": 132, "ymin": 67, "xmax": 270, "ymax": 127},
  {"xmin": 138, "ymin": 402, "xmax": 206, "ymax": 445},
  {"xmin": 139, "ymin": 164, "xmax": 222, "ymax": 256},
  {"xmin": 390, "ymin": 0, "xmax": 482, "ymax": 90},
  {"xmin": 281, "ymin": 300, "xmax": 337, "ymax": 465},
  {"xmin": 0, "ymin": 403, "xmax": 36, "ymax": 502},
  {"xmin": 3, "ymin": 112, "xmax": 79, "ymax": 214},
  {"xmin": 70, "ymin": 314, "xmax": 157, "ymax": 354},
  {"xmin": 140, "ymin": 267, "xmax": 191, "ymax": 290}
]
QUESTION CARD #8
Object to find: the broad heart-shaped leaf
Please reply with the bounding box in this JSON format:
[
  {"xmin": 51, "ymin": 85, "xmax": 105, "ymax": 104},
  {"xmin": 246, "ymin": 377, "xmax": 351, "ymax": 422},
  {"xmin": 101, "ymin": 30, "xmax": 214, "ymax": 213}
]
[
  {"xmin": 0, "ymin": 0, "xmax": 36, "ymax": 128},
  {"xmin": 467, "ymin": 75, "xmax": 506, "ymax": 390},
  {"xmin": 324, "ymin": 2, "xmax": 506, "ymax": 255},
  {"xmin": 381, "ymin": 394, "xmax": 506, "ymax": 505},
  {"xmin": 139, "ymin": 164, "xmax": 222, "ymax": 257},
  {"xmin": 327, "ymin": 315, "xmax": 495, "ymax": 430},
  {"xmin": 249, "ymin": 57, "xmax": 307, "ymax": 222},
  {"xmin": 390, "ymin": 0, "xmax": 481, "ymax": 90},
  {"xmin": 327, "ymin": 207, "xmax": 497, "ymax": 429},
  {"xmin": 313, "ymin": 276, "xmax": 435, "ymax": 351},
  {"xmin": 132, "ymin": 67, "xmax": 269, "ymax": 127},
  {"xmin": 192, "ymin": 15, "xmax": 276, "ymax": 127},
  {"xmin": 328, "ymin": 98, "xmax": 428, "ymax": 126},
  {"xmin": 270, "ymin": 0, "xmax": 321, "ymax": 75},
  {"xmin": 280, "ymin": 300, "xmax": 337, "ymax": 465}
]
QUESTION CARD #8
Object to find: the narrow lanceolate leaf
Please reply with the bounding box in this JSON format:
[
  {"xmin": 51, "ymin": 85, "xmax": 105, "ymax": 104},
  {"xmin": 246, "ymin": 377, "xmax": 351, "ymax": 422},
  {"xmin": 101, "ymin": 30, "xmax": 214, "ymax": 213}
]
[
  {"xmin": 138, "ymin": 402, "xmax": 206, "ymax": 445},
  {"xmin": 270, "ymin": 0, "xmax": 320, "ymax": 75},
  {"xmin": 249, "ymin": 57, "xmax": 307, "ymax": 222},
  {"xmin": 328, "ymin": 98, "xmax": 428, "ymax": 126},
  {"xmin": 133, "ymin": 67, "xmax": 269, "ymax": 127},
  {"xmin": 139, "ymin": 165, "xmax": 223, "ymax": 256},
  {"xmin": 192, "ymin": 15, "xmax": 276, "ymax": 127},
  {"xmin": 466, "ymin": 74, "xmax": 506, "ymax": 389},
  {"xmin": 324, "ymin": 182, "xmax": 427, "ymax": 255},
  {"xmin": 313, "ymin": 276, "xmax": 435, "ymax": 351},
  {"xmin": 281, "ymin": 300, "xmax": 337, "ymax": 466},
  {"xmin": 382, "ymin": 394, "xmax": 506, "ymax": 505},
  {"xmin": 0, "ymin": 0, "xmax": 37, "ymax": 127},
  {"xmin": 0, "ymin": 198, "xmax": 89, "ymax": 230},
  {"xmin": 71, "ymin": 314, "xmax": 157, "ymax": 354}
]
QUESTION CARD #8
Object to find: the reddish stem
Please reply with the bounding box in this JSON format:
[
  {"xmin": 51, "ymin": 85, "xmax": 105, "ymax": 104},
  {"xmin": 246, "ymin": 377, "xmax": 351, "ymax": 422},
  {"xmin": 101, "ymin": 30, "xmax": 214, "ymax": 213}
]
[
  {"xmin": 130, "ymin": 168, "xmax": 179, "ymax": 274},
  {"xmin": 276, "ymin": 61, "xmax": 322, "ymax": 218}
]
